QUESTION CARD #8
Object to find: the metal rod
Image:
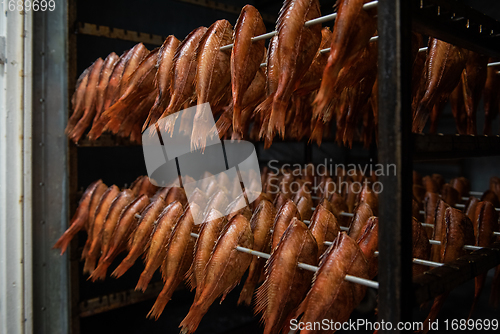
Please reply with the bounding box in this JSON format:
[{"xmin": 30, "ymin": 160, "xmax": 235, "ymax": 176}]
[
  {"xmin": 220, "ymin": 1, "xmax": 379, "ymax": 51},
  {"xmin": 190, "ymin": 233, "xmax": 379, "ymax": 289}
]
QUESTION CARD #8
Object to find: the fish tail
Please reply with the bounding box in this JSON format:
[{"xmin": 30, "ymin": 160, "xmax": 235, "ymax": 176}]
[
  {"xmin": 89, "ymin": 260, "xmax": 110, "ymax": 282},
  {"xmin": 135, "ymin": 270, "xmax": 154, "ymax": 292},
  {"xmin": 214, "ymin": 112, "xmax": 232, "ymax": 139},
  {"xmin": 83, "ymin": 254, "xmax": 97, "ymax": 275},
  {"xmin": 179, "ymin": 303, "xmax": 207, "ymax": 334},
  {"xmin": 270, "ymin": 98, "xmax": 288, "ymax": 139},
  {"xmin": 87, "ymin": 118, "xmax": 108, "ymax": 140},
  {"xmin": 191, "ymin": 119, "xmax": 211, "ymax": 152},
  {"xmin": 163, "ymin": 113, "xmax": 179, "ymax": 136},
  {"xmin": 53, "ymin": 218, "xmax": 85, "ymax": 255},
  {"xmin": 147, "ymin": 282, "xmax": 176, "ymax": 320},
  {"xmin": 81, "ymin": 239, "xmax": 91, "ymax": 260},
  {"xmin": 490, "ymin": 265, "xmax": 500, "ymax": 308},
  {"xmin": 468, "ymin": 274, "xmax": 486, "ymax": 319},
  {"xmin": 412, "ymin": 104, "xmax": 430, "ymax": 133},
  {"xmin": 309, "ymin": 119, "xmax": 324, "ymax": 146},
  {"xmin": 466, "ymin": 117, "xmax": 477, "ymax": 135},
  {"xmin": 419, "ymin": 294, "xmax": 448, "ymax": 334},
  {"xmin": 233, "ymin": 103, "xmax": 242, "ymax": 135},
  {"xmin": 111, "ymin": 257, "xmax": 134, "ymax": 278},
  {"xmin": 237, "ymin": 280, "xmax": 257, "ymax": 307},
  {"xmin": 69, "ymin": 118, "xmax": 91, "ymax": 143}
]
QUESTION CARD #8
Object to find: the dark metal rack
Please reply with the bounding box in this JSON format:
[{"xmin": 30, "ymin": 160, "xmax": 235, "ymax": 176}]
[{"xmin": 378, "ymin": 0, "xmax": 500, "ymax": 332}]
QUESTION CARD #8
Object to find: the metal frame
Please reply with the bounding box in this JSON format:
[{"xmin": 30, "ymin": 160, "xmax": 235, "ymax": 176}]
[
  {"xmin": 0, "ymin": 5, "xmax": 33, "ymax": 334},
  {"xmin": 377, "ymin": 0, "xmax": 414, "ymax": 330},
  {"xmin": 32, "ymin": 4, "xmax": 70, "ymax": 334}
]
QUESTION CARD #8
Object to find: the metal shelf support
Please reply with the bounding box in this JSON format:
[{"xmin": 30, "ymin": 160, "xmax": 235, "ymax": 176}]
[{"xmin": 377, "ymin": 0, "xmax": 414, "ymax": 331}]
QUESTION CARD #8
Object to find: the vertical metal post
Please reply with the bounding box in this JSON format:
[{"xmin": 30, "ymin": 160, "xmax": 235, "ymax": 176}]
[
  {"xmin": 32, "ymin": 4, "xmax": 70, "ymax": 334},
  {"xmin": 377, "ymin": 0, "xmax": 414, "ymax": 331},
  {"xmin": 0, "ymin": 5, "xmax": 33, "ymax": 334}
]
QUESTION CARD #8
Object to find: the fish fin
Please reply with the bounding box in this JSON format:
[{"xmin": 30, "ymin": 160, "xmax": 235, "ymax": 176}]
[
  {"xmin": 269, "ymin": 98, "xmax": 288, "ymax": 139},
  {"xmin": 412, "ymin": 104, "xmax": 430, "ymax": 133},
  {"xmin": 185, "ymin": 262, "xmax": 196, "ymax": 292},
  {"xmin": 52, "ymin": 218, "xmax": 84, "ymax": 255},
  {"xmin": 82, "ymin": 255, "xmax": 97, "ymax": 275},
  {"xmin": 468, "ymin": 273, "xmax": 486, "ymax": 320},
  {"xmin": 135, "ymin": 269, "xmax": 155, "ymax": 292},
  {"xmin": 89, "ymin": 261, "xmax": 110, "ymax": 282},
  {"xmin": 420, "ymin": 293, "xmax": 448, "ymax": 334},
  {"xmin": 254, "ymin": 247, "xmax": 281, "ymax": 316},
  {"xmin": 237, "ymin": 257, "xmax": 263, "ymax": 306},
  {"xmin": 111, "ymin": 258, "xmax": 134, "ymax": 278},
  {"xmin": 147, "ymin": 281, "xmax": 176, "ymax": 320},
  {"xmin": 309, "ymin": 118, "xmax": 324, "ymax": 146},
  {"xmin": 179, "ymin": 303, "xmax": 206, "ymax": 334}
]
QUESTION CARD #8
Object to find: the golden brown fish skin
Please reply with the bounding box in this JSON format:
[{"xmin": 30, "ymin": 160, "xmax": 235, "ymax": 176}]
[
  {"xmin": 118, "ymin": 90, "xmax": 157, "ymax": 142},
  {"xmin": 231, "ymin": 5, "xmax": 266, "ymax": 134},
  {"xmin": 148, "ymin": 203, "xmax": 201, "ymax": 320},
  {"xmin": 136, "ymin": 201, "xmax": 184, "ymax": 292},
  {"xmin": 84, "ymin": 185, "xmax": 120, "ymax": 274},
  {"xmin": 295, "ymin": 27, "xmax": 332, "ymax": 97},
  {"xmin": 96, "ymin": 189, "xmax": 135, "ymax": 259},
  {"xmin": 97, "ymin": 48, "xmax": 159, "ymax": 137},
  {"xmin": 465, "ymin": 196, "xmax": 479, "ymax": 222},
  {"xmin": 179, "ymin": 214, "xmax": 253, "ymax": 334},
  {"xmin": 422, "ymin": 175, "xmax": 439, "ymax": 193},
  {"xmin": 204, "ymin": 190, "xmax": 229, "ymax": 218},
  {"xmin": 268, "ymin": 0, "xmax": 322, "ymax": 140},
  {"xmin": 225, "ymin": 194, "xmax": 251, "ymax": 222},
  {"xmin": 422, "ymin": 207, "xmax": 474, "ymax": 334},
  {"xmin": 296, "ymin": 195, "xmax": 313, "ymax": 221},
  {"xmin": 67, "ymin": 65, "xmax": 92, "ymax": 135},
  {"xmin": 143, "ymin": 36, "xmax": 181, "ymax": 131},
  {"xmin": 309, "ymin": 203, "xmax": 340, "ymax": 256},
  {"xmin": 413, "ymin": 38, "xmax": 469, "ymax": 133},
  {"xmin": 102, "ymin": 49, "xmax": 131, "ymax": 112},
  {"xmin": 468, "ymin": 201, "xmax": 498, "ymax": 318},
  {"xmin": 165, "ymin": 186, "xmax": 188, "ymax": 207},
  {"xmin": 412, "ymin": 217, "xmax": 431, "ymax": 278},
  {"xmin": 358, "ymin": 183, "xmax": 378, "ymax": 215},
  {"xmin": 449, "ymin": 79, "xmax": 468, "ymax": 134},
  {"xmin": 90, "ymin": 191, "xmax": 145, "ymax": 281},
  {"xmin": 82, "ymin": 182, "xmax": 109, "ymax": 260},
  {"xmin": 191, "ymin": 20, "xmax": 233, "ymax": 150},
  {"xmin": 462, "ymin": 52, "xmax": 488, "ymax": 135},
  {"xmin": 314, "ymin": 0, "xmax": 377, "ymax": 120},
  {"xmin": 118, "ymin": 43, "xmax": 149, "ymax": 98},
  {"xmin": 294, "ymin": 232, "xmax": 370, "ymax": 334},
  {"xmin": 347, "ymin": 201, "xmax": 373, "ymax": 241},
  {"xmin": 187, "ymin": 188, "xmax": 209, "ymax": 211},
  {"xmin": 441, "ymin": 183, "xmax": 460, "ymax": 207},
  {"xmin": 483, "ymin": 59, "xmax": 500, "ymax": 134},
  {"xmin": 186, "ymin": 209, "xmax": 227, "ymax": 299},
  {"xmin": 423, "ymin": 191, "xmax": 440, "ymax": 225},
  {"xmin": 256, "ymin": 36, "xmax": 280, "ymax": 147},
  {"xmin": 330, "ymin": 192, "xmax": 349, "ymax": 227},
  {"xmin": 111, "ymin": 196, "xmax": 167, "ymax": 278},
  {"xmin": 430, "ymin": 199, "xmax": 449, "ymax": 263},
  {"xmin": 69, "ymin": 57, "xmax": 104, "ymax": 143},
  {"xmin": 356, "ymin": 216, "xmax": 378, "ymax": 279},
  {"xmin": 271, "ymin": 199, "xmax": 301, "ymax": 251},
  {"xmin": 160, "ymin": 27, "xmax": 208, "ymax": 134},
  {"xmin": 255, "ymin": 219, "xmax": 318, "ymax": 334},
  {"xmin": 103, "ymin": 194, "xmax": 149, "ymax": 259},
  {"xmin": 238, "ymin": 199, "xmax": 276, "ymax": 306},
  {"xmin": 53, "ymin": 180, "xmax": 103, "ymax": 255},
  {"xmin": 94, "ymin": 52, "xmax": 119, "ymax": 124},
  {"xmin": 450, "ymin": 177, "xmax": 470, "ymax": 199},
  {"xmin": 481, "ymin": 189, "xmax": 500, "ymax": 208}
]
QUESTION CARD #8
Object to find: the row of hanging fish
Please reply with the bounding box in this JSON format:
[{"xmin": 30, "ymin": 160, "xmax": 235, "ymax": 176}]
[
  {"xmin": 415, "ymin": 173, "xmax": 500, "ymax": 334},
  {"xmin": 55, "ymin": 163, "xmax": 500, "ymax": 333},
  {"xmin": 66, "ymin": 0, "xmax": 500, "ymax": 151}
]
